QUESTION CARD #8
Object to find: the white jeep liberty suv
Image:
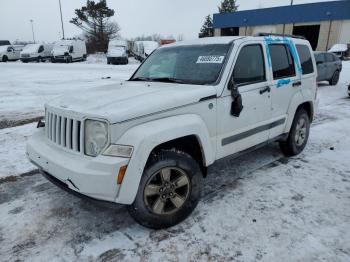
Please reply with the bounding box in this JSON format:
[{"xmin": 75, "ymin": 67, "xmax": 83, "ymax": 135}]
[{"xmin": 27, "ymin": 34, "xmax": 317, "ymax": 229}]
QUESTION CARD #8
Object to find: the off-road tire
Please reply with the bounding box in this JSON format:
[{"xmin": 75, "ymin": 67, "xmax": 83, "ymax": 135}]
[
  {"xmin": 280, "ymin": 109, "xmax": 310, "ymax": 156},
  {"xmin": 329, "ymin": 70, "xmax": 340, "ymax": 86},
  {"xmin": 128, "ymin": 149, "xmax": 202, "ymax": 229}
]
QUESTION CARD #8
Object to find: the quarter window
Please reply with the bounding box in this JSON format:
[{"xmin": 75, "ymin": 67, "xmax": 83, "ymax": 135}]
[
  {"xmin": 269, "ymin": 44, "xmax": 296, "ymax": 79},
  {"xmin": 296, "ymin": 44, "xmax": 314, "ymax": 75},
  {"xmin": 233, "ymin": 44, "xmax": 266, "ymax": 86}
]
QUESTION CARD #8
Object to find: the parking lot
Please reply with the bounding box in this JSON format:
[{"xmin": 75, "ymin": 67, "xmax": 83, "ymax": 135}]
[{"xmin": 1, "ymin": 59, "xmax": 350, "ymax": 261}]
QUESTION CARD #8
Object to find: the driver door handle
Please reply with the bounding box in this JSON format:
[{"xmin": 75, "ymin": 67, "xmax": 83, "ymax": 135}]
[
  {"xmin": 260, "ymin": 86, "xmax": 271, "ymax": 95},
  {"xmin": 293, "ymin": 81, "xmax": 302, "ymax": 87}
]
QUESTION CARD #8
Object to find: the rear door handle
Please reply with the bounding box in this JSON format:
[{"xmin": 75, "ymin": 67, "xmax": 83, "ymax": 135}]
[
  {"xmin": 259, "ymin": 86, "xmax": 271, "ymax": 95},
  {"xmin": 293, "ymin": 81, "xmax": 302, "ymax": 87}
]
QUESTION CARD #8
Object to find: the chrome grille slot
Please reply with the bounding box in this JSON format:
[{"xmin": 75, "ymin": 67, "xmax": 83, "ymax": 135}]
[{"xmin": 45, "ymin": 110, "xmax": 83, "ymax": 153}]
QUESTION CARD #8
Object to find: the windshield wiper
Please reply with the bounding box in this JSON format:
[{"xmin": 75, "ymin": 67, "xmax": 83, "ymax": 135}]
[
  {"xmin": 149, "ymin": 77, "xmax": 187, "ymax": 84},
  {"xmin": 130, "ymin": 77, "xmax": 152, "ymax": 82}
]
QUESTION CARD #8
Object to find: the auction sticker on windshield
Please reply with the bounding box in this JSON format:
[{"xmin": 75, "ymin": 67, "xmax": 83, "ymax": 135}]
[{"xmin": 196, "ymin": 55, "xmax": 225, "ymax": 64}]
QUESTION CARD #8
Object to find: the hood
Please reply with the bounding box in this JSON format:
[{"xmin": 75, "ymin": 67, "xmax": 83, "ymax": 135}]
[{"xmin": 48, "ymin": 81, "xmax": 216, "ymax": 123}]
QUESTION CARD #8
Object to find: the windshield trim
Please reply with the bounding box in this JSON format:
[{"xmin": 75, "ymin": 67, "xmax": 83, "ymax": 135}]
[{"xmin": 129, "ymin": 42, "xmax": 235, "ymax": 86}]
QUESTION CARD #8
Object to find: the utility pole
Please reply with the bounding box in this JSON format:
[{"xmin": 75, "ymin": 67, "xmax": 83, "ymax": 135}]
[
  {"xmin": 58, "ymin": 0, "xmax": 65, "ymax": 39},
  {"xmin": 30, "ymin": 19, "xmax": 36, "ymax": 43}
]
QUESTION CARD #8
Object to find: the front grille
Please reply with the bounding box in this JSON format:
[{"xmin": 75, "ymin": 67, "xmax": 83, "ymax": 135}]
[{"xmin": 45, "ymin": 110, "xmax": 83, "ymax": 153}]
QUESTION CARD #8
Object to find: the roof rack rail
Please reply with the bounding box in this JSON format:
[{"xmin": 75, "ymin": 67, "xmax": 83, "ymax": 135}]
[{"xmin": 255, "ymin": 33, "xmax": 306, "ymax": 40}]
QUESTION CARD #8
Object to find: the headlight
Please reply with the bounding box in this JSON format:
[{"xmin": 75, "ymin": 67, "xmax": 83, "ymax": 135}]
[
  {"xmin": 84, "ymin": 120, "xmax": 108, "ymax": 157},
  {"xmin": 103, "ymin": 145, "xmax": 133, "ymax": 158}
]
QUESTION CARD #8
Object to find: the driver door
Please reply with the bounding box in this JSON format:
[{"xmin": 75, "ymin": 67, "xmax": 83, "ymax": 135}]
[{"xmin": 216, "ymin": 41, "xmax": 272, "ymax": 159}]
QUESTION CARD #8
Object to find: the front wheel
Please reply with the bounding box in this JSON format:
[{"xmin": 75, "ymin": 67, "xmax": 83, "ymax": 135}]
[
  {"xmin": 128, "ymin": 149, "xmax": 202, "ymax": 229},
  {"xmin": 2, "ymin": 56, "xmax": 8, "ymax": 62},
  {"xmin": 280, "ymin": 109, "xmax": 310, "ymax": 156}
]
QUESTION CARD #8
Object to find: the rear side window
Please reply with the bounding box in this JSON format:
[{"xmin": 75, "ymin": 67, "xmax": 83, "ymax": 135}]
[
  {"xmin": 233, "ymin": 44, "xmax": 266, "ymax": 86},
  {"xmin": 269, "ymin": 44, "xmax": 296, "ymax": 79},
  {"xmin": 296, "ymin": 45, "xmax": 314, "ymax": 75}
]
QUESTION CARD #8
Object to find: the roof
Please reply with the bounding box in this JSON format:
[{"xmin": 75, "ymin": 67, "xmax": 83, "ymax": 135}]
[
  {"xmin": 162, "ymin": 36, "xmax": 243, "ymax": 48},
  {"xmin": 213, "ymin": 0, "xmax": 350, "ymax": 28}
]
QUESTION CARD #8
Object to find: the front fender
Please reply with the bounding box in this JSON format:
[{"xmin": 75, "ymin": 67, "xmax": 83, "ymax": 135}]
[{"xmin": 115, "ymin": 114, "xmax": 214, "ymax": 204}]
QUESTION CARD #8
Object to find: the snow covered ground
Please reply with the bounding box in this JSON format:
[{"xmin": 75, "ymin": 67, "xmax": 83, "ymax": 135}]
[
  {"xmin": 0, "ymin": 60, "xmax": 350, "ymax": 261},
  {"xmin": 0, "ymin": 56, "xmax": 139, "ymax": 125}
]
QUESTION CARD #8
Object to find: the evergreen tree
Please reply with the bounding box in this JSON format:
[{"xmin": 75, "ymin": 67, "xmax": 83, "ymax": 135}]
[
  {"xmin": 199, "ymin": 15, "xmax": 214, "ymax": 38},
  {"xmin": 70, "ymin": 0, "xmax": 120, "ymax": 53},
  {"xmin": 218, "ymin": 0, "xmax": 239, "ymax": 13}
]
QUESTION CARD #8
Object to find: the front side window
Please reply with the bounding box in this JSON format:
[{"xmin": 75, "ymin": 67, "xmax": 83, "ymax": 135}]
[
  {"xmin": 296, "ymin": 44, "xmax": 314, "ymax": 75},
  {"xmin": 38, "ymin": 46, "xmax": 44, "ymax": 53},
  {"xmin": 315, "ymin": 53, "xmax": 325, "ymax": 64},
  {"xmin": 233, "ymin": 44, "xmax": 266, "ymax": 86},
  {"xmin": 131, "ymin": 44, "xmax": 231, "ymax": 85},
  {"xmin": 325, "ymin": 53, "xmax": 335, "ymax": 62},
  {"xmin": 269, "ymin": 44, "xmax": 296, "ymax": 79}
]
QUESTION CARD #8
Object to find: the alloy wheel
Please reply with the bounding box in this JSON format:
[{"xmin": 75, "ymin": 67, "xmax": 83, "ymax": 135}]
[{"xmin": 144, "ymin": 167, "xmax": 190, "ymax": 215}]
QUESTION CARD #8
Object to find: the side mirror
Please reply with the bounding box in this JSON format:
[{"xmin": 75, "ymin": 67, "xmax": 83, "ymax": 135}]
[{"xmin": 229, "ymin": 76, "xmax": 244, "ymax": 117}]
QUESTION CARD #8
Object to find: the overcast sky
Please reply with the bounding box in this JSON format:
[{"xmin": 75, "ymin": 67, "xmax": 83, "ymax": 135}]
[{"xmin": 0, "ymin": 0, "xmax": 339, "ymax": 42}]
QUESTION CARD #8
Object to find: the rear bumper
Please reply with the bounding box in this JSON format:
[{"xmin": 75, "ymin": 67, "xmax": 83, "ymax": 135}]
[{"xmin": 26, "ymin": 129, "xmax": 130, "ymax": 203}]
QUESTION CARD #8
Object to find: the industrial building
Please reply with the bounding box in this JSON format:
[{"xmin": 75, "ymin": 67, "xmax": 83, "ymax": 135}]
[{"xmin": 213, "ymin": 0, "xmax": 350, "ymax": 51}]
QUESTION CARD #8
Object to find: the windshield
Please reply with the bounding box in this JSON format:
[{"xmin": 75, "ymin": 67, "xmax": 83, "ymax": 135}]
[
  {"xmin": 131, "ymin": 44, "xmax": 231, "ymax": 85},
  {"xmin": 53, "ymin": 45, "xmax": 69, "ymax": 52},
  {"xmin": 0, "ymin": 45, "xmax": 9, "ymax": 53},
  {"xmin": 23, "ymin": 44, "xmax": 40, "ymax": 53},
  {"xmin": 109, "ymin": 46, "xmax": 125, "ymax": 51}
]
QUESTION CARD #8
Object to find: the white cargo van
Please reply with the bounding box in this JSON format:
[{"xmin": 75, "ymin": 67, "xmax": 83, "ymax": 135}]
[
  {"xmin": 133, "ymin": 41, "xmax": 159, "ymax": 62},
  {"xmin": 20, "ymin": 44, "xmax": 53, "ymax": 63},
  {"xmin": 0, "ymin": 45, "xmax": 23, "ymax": 62},
  {"xmin": 107, "ymin": 40, "xmax": 128, "ymax": 65},
  {"xmin": 52, "ymin": 39, "xmax": 87, "ymax": 63}
]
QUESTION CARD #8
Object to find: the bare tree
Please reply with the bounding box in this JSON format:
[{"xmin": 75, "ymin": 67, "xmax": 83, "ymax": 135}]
[{"xmin": 70, "ymin": 0, "xmax": 120, "ymax": 53}]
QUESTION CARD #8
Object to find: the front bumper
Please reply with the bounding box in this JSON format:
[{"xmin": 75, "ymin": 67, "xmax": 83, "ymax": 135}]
[
  {"xmin": 21, "ymin": 57, "xmax": 38, "ymax": 62},
  {"xmin": 27, "ymin": 129, "xmax": 129, "ymax": 203},
  {"xmin": 107, "ymin": 56, "xmax": 128, "ymax": 64}
]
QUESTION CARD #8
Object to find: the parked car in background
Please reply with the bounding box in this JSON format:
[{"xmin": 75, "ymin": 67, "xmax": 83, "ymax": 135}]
[
  {"xmin": 133, "ymin": 41, "xmax": 159, "ymax": 62},
  {"xmin": 329, "ymin": 44, "xmax": 350, "ymax": 61},
  {"xmin": 0, "ymin": 45, "xmax": 23, "ymax": 62},
  {"xmin": 20, "ymin": 44, "xmax": 53, "ymax": 62},
  {"xmin": 52, "ymin": 39, "xmax": 87, "ymax": 63},
  {"xmin": 314, "ymin": 52, "xmax": 342, "ymax": 85},
  {"xmin": 0, "ymin": 40, "xmax": 11, "ymax": 46},
  {"xmin": 27, "ymin": 35, "xmax": 317, "ymax": 229},
  {"xmin": 107, "ymin": 40, "xmax": 128, "ymax": 65}
]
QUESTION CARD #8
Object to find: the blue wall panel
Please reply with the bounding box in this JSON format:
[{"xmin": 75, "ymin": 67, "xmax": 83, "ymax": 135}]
[{"xmin": 213, "ymin": 0, "xmax": 350, "ymax": 28}]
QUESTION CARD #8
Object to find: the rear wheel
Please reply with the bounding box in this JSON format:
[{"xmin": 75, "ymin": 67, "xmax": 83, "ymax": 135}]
[
  {"xmin": 2, "ymin": 56, "xmax": 8, "ymax": 62},
  {"xmin": 329, "ymin": 70, "xmax": 340, "ymax": 86},
  {"xmin": 128, "ymin": 149, "xmax": 202, "ymax": 229},
  {"xmin": 280, "ymin": 109, "xmax": 310, "ymax": 156}
]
